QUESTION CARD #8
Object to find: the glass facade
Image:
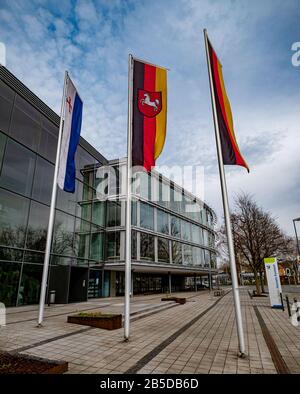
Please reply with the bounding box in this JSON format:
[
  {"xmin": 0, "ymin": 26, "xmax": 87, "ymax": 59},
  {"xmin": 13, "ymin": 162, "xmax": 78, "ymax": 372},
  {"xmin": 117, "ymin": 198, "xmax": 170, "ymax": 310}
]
[{"xmin": 0, "ymin": 69, "xmax": 217, "ymax": 306}]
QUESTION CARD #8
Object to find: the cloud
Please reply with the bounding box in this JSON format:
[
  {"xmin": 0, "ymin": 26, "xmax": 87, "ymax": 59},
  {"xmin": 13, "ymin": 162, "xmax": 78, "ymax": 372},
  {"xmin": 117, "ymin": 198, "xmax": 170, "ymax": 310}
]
[{"xmin": 0, "ymin": 0, "xmax": 299, "ymax": 235}]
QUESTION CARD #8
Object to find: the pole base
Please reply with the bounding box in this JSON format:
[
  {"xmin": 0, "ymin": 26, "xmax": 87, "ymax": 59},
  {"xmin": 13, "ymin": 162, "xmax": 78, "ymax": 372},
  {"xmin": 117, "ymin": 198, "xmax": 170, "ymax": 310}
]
[
  {"xmin": 238, "ymin": 352, "xmax": 246, "ymax": 359},
  {"xmin": 124, "ymin": 338, "xmax": 129, "ymax": 342},
  {"xmin": 36, "ymin": 323, "xmax": 43, "ymax": 328}
]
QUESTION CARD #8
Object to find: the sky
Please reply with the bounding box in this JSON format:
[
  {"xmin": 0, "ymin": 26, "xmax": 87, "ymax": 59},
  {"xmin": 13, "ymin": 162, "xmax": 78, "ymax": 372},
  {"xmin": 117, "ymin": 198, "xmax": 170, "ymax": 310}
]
[{"xmin": 0, "ymin": 0, "xmax": 299, "ymax": 235}]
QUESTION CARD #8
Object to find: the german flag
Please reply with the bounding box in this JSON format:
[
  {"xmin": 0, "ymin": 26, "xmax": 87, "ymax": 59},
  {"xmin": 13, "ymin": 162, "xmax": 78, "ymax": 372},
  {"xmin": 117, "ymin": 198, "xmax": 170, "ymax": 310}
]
[
  {"xmin": 132, "ymin": 59, "xmax": 167, "ymax": 172},
  {"xmin": 207, "ymin": 39, "xmax": 249, "ymax": 172}
]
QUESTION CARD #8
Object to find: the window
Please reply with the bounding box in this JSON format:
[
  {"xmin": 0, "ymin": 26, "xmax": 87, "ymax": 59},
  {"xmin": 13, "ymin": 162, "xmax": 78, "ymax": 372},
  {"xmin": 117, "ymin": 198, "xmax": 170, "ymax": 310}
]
[
  {"xmin": 0, "ymin": 188, "xmax": 30, "ymax": 248},
  {"xmin": 182, "ymin": 220, "xmax": 191, "ymax": 241},
  {"xmin": 56, "ymin": 184, "xmax": 77, "ymax": 216},
  {"xmin": 139, "ymin": 171, "xmax": 151, "ymax": 200},
  {"xmin": 159, "ymin": 179, "xmax": 170, "ymax": 208},
  {"xmin": 52, "ymin": 211, "xmax": 75, "ymax": 256},
  {"xmin": 171, "ymin": 216, "xmax": 181, "ymax": 238},
  {"xmin": 18, "ymin": 263, "xmax": 43, "ymax": 305},
  {"xmin": 158, "ymin": 237, "xmax": 169, "ymax": 263},
  {"xmin": 0, "ymin": 261, "xmax": 21, "ymax": 307},
  {"xmin": 0, "ymin": 80, "xmax": 14, "ymax": 134},
  {"xmin": 131, "ymin": 200, "xmax": 137, "ymax": 226},
  {"xmin": 172, "ymin": 241, "xmax": 182, "ymax": 264},
  {"xmin": 140, "ymin": 232, "xmax": 154, "ymax": 261},
  {"xmin": 107, "ymin": 201, "xmax": 121, "ymax": 227},
  {"xmin": 26, "ymin": 201, "xmax": 50, "ymax": 251},
  {"xmin": 0, "ymin": 247, "xmax": 23, "ymax": 262},
  {"xmin": 183, "ymin": 244, "xmax": 193, "ymax": 266},
  {"xmin": 203, "ymin": 229, "xmax": 209, "ymax": 246},
  {"xmin": 90, "ymin": 232, "xmax": 104, "ymax": 261},
  {"xmin": 92, "ymin": 201, "xmax": 106, "ymax": 227},
  {"xmin": 131, "ymin": 230, "xmax": 137, "ymax": 260},
  {"xmin": 32, "ymin": 157, "xmax": 54, "ymax": 205},
  {"xmin": 191, "ymin": 224, "xmax": 200, "ymax": 244},
  {"xmin": 75, "ymin": 146, "xmax": 96, "ymax": 182},
  {"xmin": 0, "ymin": 138, "xmax": 36, "ymax": 197},
  {"xmin": 106, "ymin": 231, "xmax": 120, "ymax": 260},
  {"xmin": 192, "ymin": 247, "xmax": 203, "ymax": 267},
  {"xmin": 10, "ymin": 95, "xmax": 41, "ymax": 151},
  {"xmin": 0, "ymin": 132, "xmax": 7, "ymax": 171},
  {"xmin": 140, "ymin": 202, "xmax": 154, "ymax": 230},
  {"xmin": 38, "ymin": 118, "xmax": 58, "ymax": 163},
  {"xmin": 204, "ymin": 250, "xmax": 210, "ymax": 267},
  {"xmin": 157, "ymin": 209, "xmax": 169, "ymax": 234}
]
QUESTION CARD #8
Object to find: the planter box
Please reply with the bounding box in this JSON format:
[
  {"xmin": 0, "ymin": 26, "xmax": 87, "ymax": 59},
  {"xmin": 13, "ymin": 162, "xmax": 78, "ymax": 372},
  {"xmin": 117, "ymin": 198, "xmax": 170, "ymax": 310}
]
[
  {"xmin": 68, "ymin": 314, "xmax": 122, "ymax": 330},
  {"xmin": 0, "ymin": 352, "xmax": 68, "ymax": 374},
  {"xmin": 161, "ymin": 297, "xmax": 186, "ymax": 304}
]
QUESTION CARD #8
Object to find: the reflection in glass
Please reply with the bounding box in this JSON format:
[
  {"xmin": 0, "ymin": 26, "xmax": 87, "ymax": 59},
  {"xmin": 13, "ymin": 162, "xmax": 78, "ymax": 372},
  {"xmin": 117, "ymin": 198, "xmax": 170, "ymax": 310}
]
[
  {"xmin": 53, "ymin": 211, "xmax": 75, "ymax": 256},
  {"xmin": 0, "ymin": 188, "xmax": 29, "ymax": 248},
  {"xmin": 131, "ymin": 230, "xmax": 137, "ymax": 260},
  {"xmin": 140, "ymin": 232, "xmax": 154, "ymax": 261},
  {"xmin": 0, "ymin": 132, "xmax": 7, "ymax": 169},
  {"xmin": 0, "ymin": 247, "xmax": 23, "ymax": 262},
  {"xmin": 90, "ymin": 232, "xmax": 104, "ymax": 261},
  {"xmin": 183, "ymin": 244, "xmax": 193, "ymax": 266},
  {"xmin": 107, "ymin": 201, "xmax": 121, "ymax": 227},
  {"xmin": 9, "ymin": 95, "xmax": 41, "ymax": 151},
  {"xmin": 171, "ymin": 216, "xmax": 181, "ymax": 238},
  {"xmin": 38, "ymin": 117, "xmax": 58, "ymax": 163},
  {"xmin": 106, "ymin": 231, "xmax": 120, "ymax": 260},
  {"xmin": 157, "ymin": 209, "xmax": 169, "ymax": 234},
  {"xmin": 92, "ymin": 201, "xmax": 105, "ymax": 227},
  {"xmin": 0, "ymin": 261, "xmax": 21, "ymax": 306},
  {"xmin": 158, "ymin": 237, "xmax": 169, "ymax": 263},
  {"xmin": 140, "ymin": 202, "xmax": 154, "ymax": 230},
  {"xmin": 18, "ymin": 263, "xmax": 43, "ymax": 305},
  {"xmin": 32, "ymin": 157, "xmax": 54, "ymax": 205},
  {"xmin": 182, "ymin": 221, "xmax": 191, "ymax": 241},
  {"xmin": 26, "ymin": 201, "xmax": 49, "ymax": 251},
  {"xmin": 0, "ymin": 80, "xmax": 14, "ymax": 133},
  {"xmin": 0, "ymin": 138, "xmax": 36, "ymax": 197},
  {"xmin": 172, "ymin": 241, "xmax": 182, "ymax": 264}
]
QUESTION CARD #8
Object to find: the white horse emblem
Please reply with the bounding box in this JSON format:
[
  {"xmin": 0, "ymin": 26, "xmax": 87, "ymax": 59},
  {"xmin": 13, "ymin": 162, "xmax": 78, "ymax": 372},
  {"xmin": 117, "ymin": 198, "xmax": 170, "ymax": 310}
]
[{"xmin": 140, "ymin": 93, "xmax": 160, "ymax": 112}]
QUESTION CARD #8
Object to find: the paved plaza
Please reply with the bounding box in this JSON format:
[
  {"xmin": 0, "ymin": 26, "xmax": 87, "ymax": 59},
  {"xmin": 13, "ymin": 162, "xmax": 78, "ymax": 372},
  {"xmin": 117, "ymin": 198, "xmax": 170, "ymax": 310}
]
[{"xmin": 0, "ymin": 288, "xmax": 299, "ymax": 374}]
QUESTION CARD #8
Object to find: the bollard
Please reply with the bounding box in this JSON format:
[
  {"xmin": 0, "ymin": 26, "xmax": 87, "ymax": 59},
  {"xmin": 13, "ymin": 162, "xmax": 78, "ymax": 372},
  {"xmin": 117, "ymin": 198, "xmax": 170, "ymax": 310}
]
[{"xmin": 286, "ymin": 296, "xmax": 291, "ymax": 317}]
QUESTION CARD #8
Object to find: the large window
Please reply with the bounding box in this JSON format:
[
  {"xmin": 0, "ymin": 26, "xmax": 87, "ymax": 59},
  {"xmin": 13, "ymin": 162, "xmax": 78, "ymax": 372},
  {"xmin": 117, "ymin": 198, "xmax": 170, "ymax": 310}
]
[
  {"xmin": 140, "ymin": 202, "xmax": 154, "ymax": 230},
  {"xmin": 38, "ymin": 117, "xmax": 58, "ymax": 163},
  {"xmin": 157, "ymin": 209, "xmax": 169, "ymax": 234},
  {"xmin": 9, "ymin": 95, "xmax": 41, "ymax": 151},
  {"xmin": 172, "ymin": 241, "xmax": 182, "ymax": 264},
  {"xmin": 18, "ymin": 263, "xmax": 43, "ymax": 305},
  {"xmin": 158, "ymin": 237, "xmax": 169, "ymax": 263},
  {"xmin": 192, "ymin": 247, "xmax": 204, "ymax": 267},
  {"xmin": 182, "ymin": 220, "xmax": 191, "ymax": 241},
  {"xmin": 140, "ymin": 232, "xmax": 154, "ymax": 261},
  {"xmin": 183, "ymin": 244, "xmax": 193, "ymax": 266},
  {"xmin": 106, "ymin": 201, "xmax": 121, "ymax": 227},
  {"xmin": 0, "ymin": 80, "xmax": 14, "ymax": 134},
  {"xmin": 0, "ymin": 138, "xmax": 36, "ymax": 197},
  {"xmin": 92, "ymin": 201, "xmax": 105, "ymax": 227},
  {"xmin": 171, "ymin": 216, "xmax": 181, "ymax": 238},
  {"xmin": 106, "ymin": 231, "xmax": 120, "ymax": 260},
  {"xmin": 32, "ymin": 157, "xmax": 54, "ymax": 205},
  {"xmin": 26, "ymin": 201, "xmax": 49, "ymax": 251},
  {"xmin": 53, "ymin": 211, "xmax": 75, "ymax": 256},
  {"xmin": 0, "ymin": 261, "xmax": 21, "ymax": 306},
  {"xmin": 191, "ymin": 224, "xmax": 200, "ymax": 244},
  {"xmin": 0, "ymin": 188, "xmax": 30, "ymax": 248},
  {"xmin": 90, "ymin": 232, "xmax": 104, "ymax": 261},
  {"xmin": 0, "ymin": 132, "xmax": 7, "ymax": 171}
]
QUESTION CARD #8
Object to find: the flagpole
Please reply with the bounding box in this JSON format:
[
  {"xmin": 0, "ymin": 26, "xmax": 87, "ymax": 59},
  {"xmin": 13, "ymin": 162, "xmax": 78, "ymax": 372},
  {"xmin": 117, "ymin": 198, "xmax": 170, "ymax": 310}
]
[
  {"xmin": 203, "ymin": 29, "xmax": 246, "ymax": 357},
  {"xmin": 124, "ymin": 54, "xmax": 133, "ymax": 340},
  {"xmin": 37, "ymin": 71, "xmax": 68, "ymax": 326}
]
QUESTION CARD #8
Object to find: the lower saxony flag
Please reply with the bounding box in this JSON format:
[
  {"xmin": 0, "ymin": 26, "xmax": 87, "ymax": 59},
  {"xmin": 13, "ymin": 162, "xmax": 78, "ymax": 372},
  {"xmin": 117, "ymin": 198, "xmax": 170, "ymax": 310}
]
[{"xmin": 132, "ymin": 59, "xmax": 167, "ymax": 172}]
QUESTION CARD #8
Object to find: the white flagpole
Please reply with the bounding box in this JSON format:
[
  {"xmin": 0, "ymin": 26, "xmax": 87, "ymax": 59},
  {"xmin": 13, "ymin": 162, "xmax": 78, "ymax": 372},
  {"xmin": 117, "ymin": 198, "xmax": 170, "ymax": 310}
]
[
  {"xmin": 37, "ymin": 71, "xmax": 68, "ymax": 326},
  {"xmin": 203, "ymin": 29, "xmax": 246, "ymax": 357},
  {"xmin": 124, "ymin": 54, "xmax": 133, "ymax": 340}
]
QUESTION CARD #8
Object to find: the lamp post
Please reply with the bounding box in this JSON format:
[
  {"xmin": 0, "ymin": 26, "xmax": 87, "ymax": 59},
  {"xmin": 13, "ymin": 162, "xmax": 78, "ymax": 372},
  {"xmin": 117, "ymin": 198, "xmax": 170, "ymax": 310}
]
[{"xmin": 292, "ymin": 218, "xmax": 300, "ymax": 284}]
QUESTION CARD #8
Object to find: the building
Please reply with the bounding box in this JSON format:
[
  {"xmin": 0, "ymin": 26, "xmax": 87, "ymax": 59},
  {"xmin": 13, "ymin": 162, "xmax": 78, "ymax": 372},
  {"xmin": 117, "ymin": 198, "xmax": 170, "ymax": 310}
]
[{"xmin": 0, "ymin": 65, "xmax": 217, "ymax": 307}]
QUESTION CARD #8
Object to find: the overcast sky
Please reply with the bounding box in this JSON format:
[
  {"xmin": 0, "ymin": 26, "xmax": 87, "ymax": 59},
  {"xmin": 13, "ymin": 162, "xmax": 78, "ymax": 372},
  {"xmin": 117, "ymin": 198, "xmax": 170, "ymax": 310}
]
[{"xmin": 0, "ymin": 0, "xmax": 299, "ymax": 235}]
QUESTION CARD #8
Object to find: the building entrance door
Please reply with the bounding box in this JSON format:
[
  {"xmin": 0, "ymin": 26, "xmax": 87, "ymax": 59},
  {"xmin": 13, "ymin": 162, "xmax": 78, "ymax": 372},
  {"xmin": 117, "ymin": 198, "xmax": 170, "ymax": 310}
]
[{"xmin": 68, "ymin": 267, "xmax": 88, "ymax": 303}]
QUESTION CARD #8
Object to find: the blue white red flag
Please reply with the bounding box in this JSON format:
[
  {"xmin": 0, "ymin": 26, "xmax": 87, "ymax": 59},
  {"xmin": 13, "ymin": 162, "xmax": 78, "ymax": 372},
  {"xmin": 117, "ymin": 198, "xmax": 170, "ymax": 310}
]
[{"xmin": 57, "ymin": 76, "xmax": 83, "ymax": 193}]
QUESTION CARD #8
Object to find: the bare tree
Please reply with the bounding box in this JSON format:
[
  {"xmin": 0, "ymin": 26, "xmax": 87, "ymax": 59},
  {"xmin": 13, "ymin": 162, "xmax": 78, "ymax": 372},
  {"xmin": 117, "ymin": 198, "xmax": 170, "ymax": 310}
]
[{"xmin": 220, "ymin": 193, "xmax": 289, "ymax": 294}]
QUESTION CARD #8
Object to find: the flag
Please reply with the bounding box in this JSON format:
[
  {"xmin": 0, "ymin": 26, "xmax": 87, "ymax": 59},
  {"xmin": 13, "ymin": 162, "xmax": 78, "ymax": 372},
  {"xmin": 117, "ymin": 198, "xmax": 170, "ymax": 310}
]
[
  {"xmin": 132, "ymin": 59, "xmax": 167, "ymax": 171},
  {"xmin": 57, "ymin": 76, "xmax": 83, "ymax": 193},
  {"xmin": 207, "ymin": 38, "xmax": 249, "ymax": 172}
]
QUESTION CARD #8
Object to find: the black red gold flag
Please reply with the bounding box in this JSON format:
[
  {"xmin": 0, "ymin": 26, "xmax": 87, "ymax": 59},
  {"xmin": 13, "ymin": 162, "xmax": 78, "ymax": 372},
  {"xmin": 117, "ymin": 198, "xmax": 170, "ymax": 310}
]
[
  {"xmin": 132, "ymin": 59, "xmax": 167, "ymax": 171},
  {"xmin": 207, "ymin": 39, "xmax": 249, "ymax": 172}
]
